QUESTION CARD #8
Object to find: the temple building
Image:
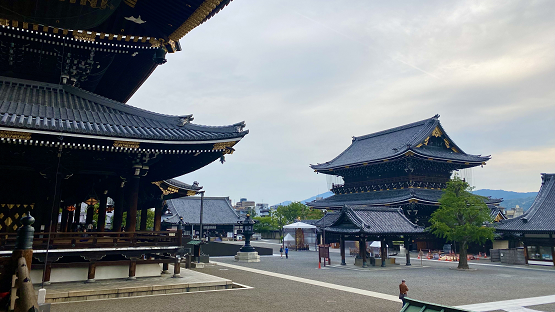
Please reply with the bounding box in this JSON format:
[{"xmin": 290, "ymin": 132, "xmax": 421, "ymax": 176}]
[
  {"xmin": 324, "ymin": 206, "xmax": 424, "ymax": 267},
  {"xmin": 0, "ymin": 0, "xmax": 246, "ymax": 284},
  {"xmin": 495, "ymin": 173, "xmax": 555, "ymax": 266},
  {"xmin": 162, "ymin": 196, "xmax": 242, "ymax": 240},
  {"xmin": 308, "ymin": 115, "xmax": 499, "ymax": 249}
]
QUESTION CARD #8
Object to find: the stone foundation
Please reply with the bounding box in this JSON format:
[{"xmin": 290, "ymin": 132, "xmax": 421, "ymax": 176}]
[{"xmin": 234, "ymin": 251, "xmax": 260, "ymax": 262}]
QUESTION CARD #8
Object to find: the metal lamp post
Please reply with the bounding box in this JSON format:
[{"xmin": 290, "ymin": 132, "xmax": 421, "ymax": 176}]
[{"xmin": 238, "ymin": 214, "xmax": 256, "ymax": 252}]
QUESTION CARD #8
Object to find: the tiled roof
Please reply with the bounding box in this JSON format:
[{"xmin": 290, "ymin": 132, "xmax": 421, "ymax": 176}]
[
  {"xmin": 324, "ymin": 206, "xmax": 424, "ymax": 235},
  {"xmin": 495, "ymin": 174, "xmax": 555, "ymax": 233},
  {"xmin": 311, "ymin": 115, "xmax": 489, "ymax": 170},
  {"xmin": 0, "ymin": 77, "xmax": 248, "ymax": 142},
  {"xmin": 307, "ymin": 188, "xmax": 444, "ymax": 208},
  {"xmin": 163, "ymin": 196, "xmax": 241, "ymax": 225},
  {"xmin": 308, "ymin": 188, "xmax": 502, "ymax": 209},
  {"xmin": 163, "ymin": 179, "xmax": 202, "ymax": 191},
  {"xmin": 314, "ymin": 213, "xmax": 341, "ymax": 227},
  {"xmin": 490, "ymin": 206, "xmax": 506, "ymax": 221}
]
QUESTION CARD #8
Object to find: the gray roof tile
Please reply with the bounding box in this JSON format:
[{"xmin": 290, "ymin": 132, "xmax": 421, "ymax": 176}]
[
  {"xmin": 496, "ymin": 173, "xmax": 555, "ymax": 233},
  {"xmin": 0, "ymin": 77, "xmax": 248, "ymax": 142},
  {"xmin": 325, "ymin": 206, "xmax": 424, "ymax": 235},
  {"xmin": 163, "ymin": 197, "xmax": 241, "ymax": 225},
  {"xmin": 308, "ymin": 188, "xmax": 502, "ymax": 209},
  {"xmin": 311, "ymin": 115, "xmax": 489, "ymax": 170}
]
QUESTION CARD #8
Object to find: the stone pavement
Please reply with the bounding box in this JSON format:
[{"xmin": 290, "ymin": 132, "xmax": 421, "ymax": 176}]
[{"xmin": 35, "ymin": 266, "xmax": 232, "ymax": 303}]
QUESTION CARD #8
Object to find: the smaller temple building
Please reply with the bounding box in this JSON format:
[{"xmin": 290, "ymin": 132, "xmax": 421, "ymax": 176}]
[
  {"xmin": 323, "ymin": 205, "xmax": 424, "ymax": 267},
  {"xmin": 162, "ymin": 196, "xmax": 242, "ymax": 240},
  {"xmin": 495, "ymin": 173, "xmax": 555, "ymax": 266}
]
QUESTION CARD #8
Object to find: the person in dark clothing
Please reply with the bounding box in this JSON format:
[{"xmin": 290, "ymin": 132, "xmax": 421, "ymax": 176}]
[
  {"xmin": 285, "ymin": 247, "xmax": 289, "ymax": 259},
  {"xmin": 399, "ymin": 279, "xmax": 409, "ymax": 307},
  {"xmin": 280, "ymin": 246, "xmax": 284, "ymax": 258}
]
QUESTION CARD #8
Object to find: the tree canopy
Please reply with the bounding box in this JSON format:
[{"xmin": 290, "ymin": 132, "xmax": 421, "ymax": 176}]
[
  {"xmin": 429, "ymin": 176, "xmax": 494, "ymax": 269},
  {"xmin": 253, "ymin": 202, "xmax": 324, "ymax": 235}
]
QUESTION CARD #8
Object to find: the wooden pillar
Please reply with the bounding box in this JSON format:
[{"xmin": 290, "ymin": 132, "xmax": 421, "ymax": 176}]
[
  {"xmin": 128, "ymin": 260, "xmax": 137, "ymax": 280},
  {"xmin": 361, "ymin": 235, "xmax": 367, "ymax": 268},
  {"xmin": 87, "ymin": 262, "xmax": 96, "ymax": 283},
  {"xmin": 60, "ymin": 206, "xmax": 69, "ymax": 232},
  {"xmin": 550, "ymin": 234, "xmax": 554, "ymax": 267},
  {"xmin": 126, "ymin": 175, "xmax": 140, "ymax": 233},
  {"xmin": 405, "ymin": 236, "xmax": 411, "ymax": 266},
  {"xmin": 523, "ymin": 239, "xmax": 529, "ymax": 265},
  {"xmin": 113, "ymin": 182, "xmax": 125, "ymax": 232},
  {"xmin": 48, "ymin": 176, "xmax": 63, "ymax": 233},
  {"xmin": 67, "ymin": 211, "xmax": 74, "ymax": 232},
  {"xmin": 381, "ymin": 237, "xmax": 387, "ymax": 267},
  {"xmin": 74, "ymin": 203, "xmax": 82, "ymax": 228},
  {"xmin": 32, "ymin": 185, "xmax": 48, "ymax": 232},
  {"xmin": 97, "ymin": 192, "xmax": 108, "ymax": 232},
  {"xmin": 154, "ymin": 199, "xmax": 163, "ymax": 232},
  {"xmin": 340, "ymin": 235, "xmax": 346, "ymax": 265},
  {"xmin": 140, "ymin": 206, "xmax": 148, "ymax": 231},
  {"xmin": 43, "ymin": 264, "xmax": 52, "ymax": 285},
  {"xmin": 85, "ymin": 205, "xmax": 94, "ymax": 227},
  {"xmin": 162, "ymin": 262, "xmax": 169, "ymax": 274}
]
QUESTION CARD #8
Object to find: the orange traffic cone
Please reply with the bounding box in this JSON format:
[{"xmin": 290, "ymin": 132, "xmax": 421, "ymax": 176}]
[{"xmin": 318, "ymin": 262, "xmax": 321, "ymax": 269}]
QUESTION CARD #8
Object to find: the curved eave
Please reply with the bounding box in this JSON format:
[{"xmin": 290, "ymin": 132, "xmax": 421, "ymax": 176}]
[
  {"xmin": 312, "ymin": 150, "xmax": 488, "ymax": 173},
  {"xmin": 495, "ymin": 228, "xmax": 555, "ymax": 234},
  {"xmin": 0, "ymin": 125, "xmax": 248, "ymax": 145}
]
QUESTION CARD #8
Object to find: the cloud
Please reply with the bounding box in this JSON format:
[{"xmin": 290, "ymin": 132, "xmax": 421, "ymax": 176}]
[
  {"xmin": 129, "ymin": 0, "xmax": 555, "ymax": 204},
  {"xmin": 474, "ymin": 147, "xmax": 555, "ymax": 192}
]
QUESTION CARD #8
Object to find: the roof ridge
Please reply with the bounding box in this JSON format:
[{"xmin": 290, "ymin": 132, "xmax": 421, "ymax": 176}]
[
  {"xmin": 354, "ymin": 115, "xmax": 438, "ymax": 142},
  {"xmin": 522, "ymin": 173, "xmax": 555, "ymax": 221}
]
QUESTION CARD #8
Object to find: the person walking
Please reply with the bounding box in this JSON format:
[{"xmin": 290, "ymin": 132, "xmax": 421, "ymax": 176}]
[
  {"xmin": 280, "ymin": 246, "xmax": 284, "ymax": 258},
  {"xmin": 285, "ymin": 246, "xmax": 289, "ymax": 259},
  {"xmin": 399, "ymin": 279, "xmax": 409, "ymax": 307}
]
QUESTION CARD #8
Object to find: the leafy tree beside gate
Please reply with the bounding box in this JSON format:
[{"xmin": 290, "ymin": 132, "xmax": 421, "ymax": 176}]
[{"xmin": 429, "ymin": 176, "xmax": 494, "ymax": 269}]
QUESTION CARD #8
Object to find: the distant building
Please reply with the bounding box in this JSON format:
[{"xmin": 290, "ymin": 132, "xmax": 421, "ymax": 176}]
[
  {"xmin": 505, "ymin": 205, "xmax": 524, "ymax": 219},
  {"xmin": 162, "ymin": 196, "xmax": 242, "ymax": 239},
  {"xmin": 234, "ymin": 198, "xmax": 256, "ymax": 217}
]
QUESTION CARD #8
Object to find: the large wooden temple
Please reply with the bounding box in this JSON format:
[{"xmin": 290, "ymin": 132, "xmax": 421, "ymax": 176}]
[
  {"xmin": 308, "ymin": 115, "xmax": 500, "ymax": 249},
  {"xmin": 0, "ymin": 0, "xmax": 246, "ymax": 284}
]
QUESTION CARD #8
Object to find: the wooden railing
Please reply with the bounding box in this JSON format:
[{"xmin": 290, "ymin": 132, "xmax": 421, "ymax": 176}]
[{"xmin": 0, "ymin": 231, "xmax": 181, "ymax": 251}]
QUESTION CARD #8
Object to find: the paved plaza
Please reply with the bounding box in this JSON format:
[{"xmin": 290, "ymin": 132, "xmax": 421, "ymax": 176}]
[{"xmin": 51, "ymin": 240, "xmax": 555, "ymax": 312}]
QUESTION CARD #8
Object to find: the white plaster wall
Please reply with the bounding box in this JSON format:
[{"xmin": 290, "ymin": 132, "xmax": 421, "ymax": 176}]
[
  {"xmin": 31, "ymin": 267, "xmax": 88, "ymax": 283},
  {"xmin": 31, "ymin": 263, "xmax": 161, "ymax": 284},
  {"xmin": 493, "ymin": 240, "xmax": 509, "ymax": 250}
]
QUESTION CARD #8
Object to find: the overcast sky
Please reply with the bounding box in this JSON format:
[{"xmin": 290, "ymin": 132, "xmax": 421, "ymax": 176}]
[{"xmin": 130, "ymin": 0, "xmax": 555, "ymax": 205}]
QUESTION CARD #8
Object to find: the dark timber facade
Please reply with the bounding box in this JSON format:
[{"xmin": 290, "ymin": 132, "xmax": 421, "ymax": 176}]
[
  {"xmin": 308, "ymin": 115, "xmax": 498, "ymax": 249},
  {"xmin": 0, "ymin": 0, "xmax": 245, "ymax": 284}
]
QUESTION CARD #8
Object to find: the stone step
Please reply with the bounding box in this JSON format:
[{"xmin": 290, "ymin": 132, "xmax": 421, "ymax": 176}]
[{"xmin": 41, "ymin": 280, "xmax": 234, "ymax": 303}]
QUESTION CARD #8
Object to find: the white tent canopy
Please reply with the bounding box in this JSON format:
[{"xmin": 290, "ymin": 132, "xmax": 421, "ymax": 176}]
[
  {"xmin": 283, "ymin": 222, "xmax": 316, "ymax": 229},
  {"xmin": 284, "ymin": 233, "xmax": 295, "ymax": 243}
]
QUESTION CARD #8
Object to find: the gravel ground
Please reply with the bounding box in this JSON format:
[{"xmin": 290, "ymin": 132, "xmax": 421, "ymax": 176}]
[{"xmin": 51, "ymin": 240, "xmax": 555, "ymax": 312}]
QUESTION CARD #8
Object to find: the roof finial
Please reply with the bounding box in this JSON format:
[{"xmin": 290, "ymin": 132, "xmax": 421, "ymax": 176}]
[{"xmin": 433, "ymin": 114, "xmax": 440, "ymax": 119}]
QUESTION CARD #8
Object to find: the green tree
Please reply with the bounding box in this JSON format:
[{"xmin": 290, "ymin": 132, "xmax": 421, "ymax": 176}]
[
  {"xmin": 253, "ymin": 216, "xmax": 276, "ymax": 233},
  {"xmin": 429, "ymin": 176, "xmax": 494, "ymax": 269},
  {"xmin": 271, "ymin": 202, "xmax": 324, "ymax": 240},
  {"xmin": 118, "ymin": 209, "xmax": 155, "ymax": 231}
]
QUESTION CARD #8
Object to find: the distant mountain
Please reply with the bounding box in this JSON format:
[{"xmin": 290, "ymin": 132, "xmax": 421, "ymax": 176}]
[
  {"xmin": 473, "ymin": 189, "xmax": 538, "ymax": 211},
  {"xmin": 472, "ymin": 189, "xmax": 537, "ymax": 200},
  {"xmin": 272, "ymin": 191, "xmax": 334, "ymax": 207},
  {"xmin": 301, "ymin": 191, "xmax": 334, "ymax": 204},
  {"xmin": 498, "ymin": 197, "xmax": 536, "ymax": 211}
]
